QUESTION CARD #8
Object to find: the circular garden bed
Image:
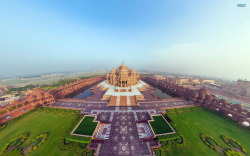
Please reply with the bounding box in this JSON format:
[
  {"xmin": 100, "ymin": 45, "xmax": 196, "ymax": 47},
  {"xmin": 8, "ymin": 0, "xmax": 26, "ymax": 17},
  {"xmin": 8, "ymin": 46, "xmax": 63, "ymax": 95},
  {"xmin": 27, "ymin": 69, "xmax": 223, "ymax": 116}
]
[{"xmin": 200, "ymin": 133, "xmax": 222, "ymax": 152}]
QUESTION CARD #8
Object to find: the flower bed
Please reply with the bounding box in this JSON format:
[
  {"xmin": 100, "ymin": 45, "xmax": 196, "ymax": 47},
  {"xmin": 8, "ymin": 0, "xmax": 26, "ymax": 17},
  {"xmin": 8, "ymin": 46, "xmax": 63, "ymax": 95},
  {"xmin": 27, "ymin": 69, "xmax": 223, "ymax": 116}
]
[
  {"xmin": 200, "ymin": 133, "xmax": 221, "ymax": 152},
  {"xmin": 0, "ymin": 133, "xmax": 29, "ymax": 155},
  {"xmin": 221, "ymin": 136, "xmax": 247, "ymax": 154},
  {"xmin": 224, "ymin": 149, "xmax": 244, "ymax": 156},
  {"xmin": 27, "ymin": 133, "xmax": 49, "ymax": 153},
  {"xmin": 173, "ymin": 136, "xmax": 187, "ymax": 149}
]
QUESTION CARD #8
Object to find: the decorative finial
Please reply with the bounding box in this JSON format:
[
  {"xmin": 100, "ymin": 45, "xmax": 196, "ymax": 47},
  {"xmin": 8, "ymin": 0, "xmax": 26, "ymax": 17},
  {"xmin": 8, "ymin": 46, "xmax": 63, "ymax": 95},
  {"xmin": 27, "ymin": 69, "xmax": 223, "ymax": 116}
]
[{"xmin": 122, "ymin": 60, "xmax": 124, "ymax": 65}]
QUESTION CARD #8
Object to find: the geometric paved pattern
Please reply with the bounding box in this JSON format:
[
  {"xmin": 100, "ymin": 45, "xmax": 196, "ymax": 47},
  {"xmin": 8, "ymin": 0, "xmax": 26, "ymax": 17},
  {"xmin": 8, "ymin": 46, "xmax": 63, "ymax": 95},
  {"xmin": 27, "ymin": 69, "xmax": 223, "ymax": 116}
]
[{"xmin": 98, "ymin": 112, "xmax": 152, "ymax": 156}]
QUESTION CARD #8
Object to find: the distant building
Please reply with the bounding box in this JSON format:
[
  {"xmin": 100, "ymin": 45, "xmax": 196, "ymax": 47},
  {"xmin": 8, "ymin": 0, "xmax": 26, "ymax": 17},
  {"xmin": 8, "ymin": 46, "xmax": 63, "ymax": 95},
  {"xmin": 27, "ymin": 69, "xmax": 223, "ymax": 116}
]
[
  {"xmin": 222, "ymin": 80, "xmax": 250, "ymax": 97},
  {"xmin": 165, "ymin": 76, "xmax": 215, "ymax": 85}
]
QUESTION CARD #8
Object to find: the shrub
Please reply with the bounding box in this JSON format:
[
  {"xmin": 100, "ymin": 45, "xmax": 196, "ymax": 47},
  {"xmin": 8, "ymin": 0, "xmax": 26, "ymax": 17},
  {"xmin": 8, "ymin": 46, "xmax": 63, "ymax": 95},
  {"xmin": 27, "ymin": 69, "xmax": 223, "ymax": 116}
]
[
  {"xmin": 154, "ymin": 150, "xmax": 161, "ymax": 156},
  {"xmin": 224, "ymin": 149, "xmax": 244, "ymax": 156},
  {"xmin": 75, "ymin": 142, "xmax": 87, "ymax": 154},
  {"xmin": 59, "ymin": 137, "xmax": 74, "ymax": 150},
  {"xmin": 7, "ymin": 107, "xmax": 15, "ymax": 111},
  {"xmin": 0, "ymin": 110, "xmax": 6, "ymax": 114},
  {"xmin": 173, "ymin": 136, "xmax": 187, "ymax": 149},
  {"xmin": 0, "ymin": 124, "xmax": 7, "ymax": 130},
  {"xmin": 65, "ymin": 134, "xmax": 92, "ymax": 144}
]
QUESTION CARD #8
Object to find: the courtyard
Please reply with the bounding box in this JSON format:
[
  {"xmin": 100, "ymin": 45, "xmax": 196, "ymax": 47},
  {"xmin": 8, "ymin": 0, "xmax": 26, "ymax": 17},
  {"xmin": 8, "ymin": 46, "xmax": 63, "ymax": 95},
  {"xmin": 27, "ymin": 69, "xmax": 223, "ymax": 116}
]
[{"xmin": 98, "ymin": 112, "xmax": 153, "ymax": 156}]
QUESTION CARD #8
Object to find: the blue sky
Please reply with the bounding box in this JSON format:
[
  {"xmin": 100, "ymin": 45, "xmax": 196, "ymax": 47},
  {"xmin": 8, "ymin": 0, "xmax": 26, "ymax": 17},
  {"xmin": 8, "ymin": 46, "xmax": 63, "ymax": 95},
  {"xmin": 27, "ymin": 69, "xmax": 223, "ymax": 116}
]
[{"xmin": 0, "ymin": 0, "xmax": 249, "ymax": 80}]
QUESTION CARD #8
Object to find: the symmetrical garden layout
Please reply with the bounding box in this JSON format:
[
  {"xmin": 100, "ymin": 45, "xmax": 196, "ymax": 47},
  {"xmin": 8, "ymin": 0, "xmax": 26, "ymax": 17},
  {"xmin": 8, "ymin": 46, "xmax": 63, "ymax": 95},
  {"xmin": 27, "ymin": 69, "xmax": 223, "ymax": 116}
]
[{"xmin": 1, "ymin": 78, "xmax": 250, "ymax": 156}]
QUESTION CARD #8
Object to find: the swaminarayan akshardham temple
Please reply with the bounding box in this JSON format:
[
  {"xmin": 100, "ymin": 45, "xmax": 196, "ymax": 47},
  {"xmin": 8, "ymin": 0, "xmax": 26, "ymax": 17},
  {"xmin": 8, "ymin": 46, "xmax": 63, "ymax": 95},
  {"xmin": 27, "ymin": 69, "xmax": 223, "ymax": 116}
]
[
  {"xmin": 1, "ymin": 61, "xmax": 250, "ymax": 156},
  {"xmin": 106, "ymin": 62, "xmax": 140, "ymax": 87},
  {"xmin": 99, "ymin": 62, "xmax": 148, "ymax": 105}
]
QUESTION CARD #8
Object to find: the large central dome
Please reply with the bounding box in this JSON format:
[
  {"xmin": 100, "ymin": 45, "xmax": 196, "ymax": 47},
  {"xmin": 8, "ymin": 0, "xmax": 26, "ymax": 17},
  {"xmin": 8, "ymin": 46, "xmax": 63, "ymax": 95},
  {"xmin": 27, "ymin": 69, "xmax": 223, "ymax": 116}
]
[{"xmin": 106, "ymin": 62, "xmax": 140, "ymax": 87}]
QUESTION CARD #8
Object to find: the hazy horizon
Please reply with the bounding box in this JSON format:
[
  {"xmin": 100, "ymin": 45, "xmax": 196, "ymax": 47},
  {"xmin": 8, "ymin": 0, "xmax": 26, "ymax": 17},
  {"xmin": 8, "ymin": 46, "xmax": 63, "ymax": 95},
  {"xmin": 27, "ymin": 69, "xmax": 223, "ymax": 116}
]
[{"xmin": 0, "ymin": 1, "xmax": 249, "ymax": 81}]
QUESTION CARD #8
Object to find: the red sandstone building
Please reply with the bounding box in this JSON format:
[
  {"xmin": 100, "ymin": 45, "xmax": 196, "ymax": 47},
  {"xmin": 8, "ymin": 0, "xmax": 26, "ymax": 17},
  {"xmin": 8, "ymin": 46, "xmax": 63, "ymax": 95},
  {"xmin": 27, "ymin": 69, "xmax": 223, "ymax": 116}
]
[{"xmin": 0, "ymin": 76, "xmax": 104, "ymax": 124}]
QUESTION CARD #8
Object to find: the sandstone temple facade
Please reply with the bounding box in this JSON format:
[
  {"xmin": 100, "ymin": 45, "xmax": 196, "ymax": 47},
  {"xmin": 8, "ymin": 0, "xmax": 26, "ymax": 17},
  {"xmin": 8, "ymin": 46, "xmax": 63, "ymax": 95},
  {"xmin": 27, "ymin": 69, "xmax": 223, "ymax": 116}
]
[
  {"xmin": 106, "ymin": 62, "xmax": 140, "ymax": 87},
  {"xmin": 98, "ymin": 63, "xmax": 147, "ymax": 106}
]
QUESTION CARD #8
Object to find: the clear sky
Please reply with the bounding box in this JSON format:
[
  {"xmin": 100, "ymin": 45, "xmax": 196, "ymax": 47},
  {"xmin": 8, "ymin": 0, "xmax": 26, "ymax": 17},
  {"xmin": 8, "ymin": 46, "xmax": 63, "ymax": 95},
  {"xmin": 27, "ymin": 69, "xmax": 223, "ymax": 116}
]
[{"xmin": 0, "ymin": 0, "xmax": 249, "ymax": 80}]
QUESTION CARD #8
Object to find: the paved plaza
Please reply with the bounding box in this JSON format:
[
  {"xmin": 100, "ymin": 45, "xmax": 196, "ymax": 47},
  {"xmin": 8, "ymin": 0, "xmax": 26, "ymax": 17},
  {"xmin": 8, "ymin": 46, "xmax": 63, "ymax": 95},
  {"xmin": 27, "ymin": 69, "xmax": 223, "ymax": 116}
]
[{"xmin": 98, "ymin": 112, "xmax": 152, "ymax": 156}]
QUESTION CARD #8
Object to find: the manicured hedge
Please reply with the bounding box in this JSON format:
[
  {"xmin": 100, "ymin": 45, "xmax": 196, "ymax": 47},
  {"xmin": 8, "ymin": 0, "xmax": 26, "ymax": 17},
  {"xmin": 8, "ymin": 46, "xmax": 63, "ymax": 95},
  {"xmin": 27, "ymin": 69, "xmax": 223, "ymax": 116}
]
[
  {"xmin": 157, "ymin": 132, "xmax": 180, "ymax": 142},
  {"xmin": 65, "ymin": 134, "xmax": 92, "ymax": 144},
  {"xmin": 58, "ymin": 136, "xmax": 94, "ymax": 155},
  {"xmin": 165, "ymin": 106, "xmax": 203, "ymax": 115}
]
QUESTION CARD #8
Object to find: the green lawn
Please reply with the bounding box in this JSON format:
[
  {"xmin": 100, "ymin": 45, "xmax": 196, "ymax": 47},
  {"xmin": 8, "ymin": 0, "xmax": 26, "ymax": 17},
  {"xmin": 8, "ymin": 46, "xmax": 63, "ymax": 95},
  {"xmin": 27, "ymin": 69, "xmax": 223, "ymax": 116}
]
[
  {"xmin": 150, "ymin": 115, "xmax": 174, "ymax": 135},
  {"xmin": 0, "ymin": 111, "xmax": 81, "ymax": 156},
  {"xmin": 164, "ymin": 110, "xmax": 250, "ymax": 156},
  {"xmin": 73, "ymin": 116, "xmax": 97, "ymax": 136}
]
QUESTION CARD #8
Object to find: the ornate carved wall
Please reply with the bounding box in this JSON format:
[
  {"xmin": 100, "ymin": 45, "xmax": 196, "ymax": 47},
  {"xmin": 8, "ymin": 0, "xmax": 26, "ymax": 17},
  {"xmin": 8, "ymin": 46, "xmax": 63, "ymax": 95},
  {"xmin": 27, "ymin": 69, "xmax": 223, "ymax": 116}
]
[{"xmin": 106, "ymin": 62, "xmax": 140, "ymax": 87}]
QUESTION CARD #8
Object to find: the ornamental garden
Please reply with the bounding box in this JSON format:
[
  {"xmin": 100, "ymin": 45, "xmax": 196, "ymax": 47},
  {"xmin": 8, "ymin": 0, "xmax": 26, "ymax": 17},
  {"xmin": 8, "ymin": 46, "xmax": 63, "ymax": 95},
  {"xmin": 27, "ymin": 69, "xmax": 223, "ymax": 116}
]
[
  {"xmin": 154, "ymin": 107, "xmax": 250, "ymax": 156},
  {"xmin": 0, "ymin": 70, "xmax": 250, "ymax": 156},
  {"xmin": 0, "ymin": 105, "xmax": 249, "ymax": 156},
  {"xmin": 0, "ymin": 107, "xmax": 94, "ymax": 156}
]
